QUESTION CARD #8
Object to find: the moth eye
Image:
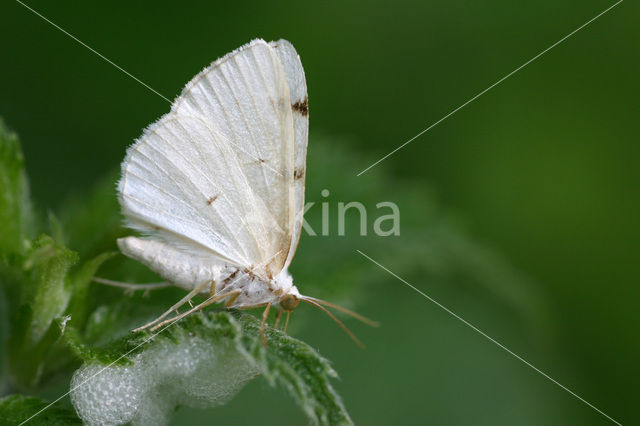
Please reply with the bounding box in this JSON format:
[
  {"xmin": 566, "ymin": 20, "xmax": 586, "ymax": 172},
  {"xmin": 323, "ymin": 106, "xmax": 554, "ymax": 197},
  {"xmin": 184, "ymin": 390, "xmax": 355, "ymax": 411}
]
[{"xmin": 280, "ymin": 294, "xmax": 299, "ymax": 312}]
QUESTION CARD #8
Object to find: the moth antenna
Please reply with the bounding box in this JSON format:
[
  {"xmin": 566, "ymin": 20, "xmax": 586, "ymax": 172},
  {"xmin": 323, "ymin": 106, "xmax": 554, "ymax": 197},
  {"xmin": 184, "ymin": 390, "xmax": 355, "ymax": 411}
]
[
  {"xmin": 303, "ymin": 296, "xmax": 380, "ymax": 327},
  {"xmin": 301, "ymin": 298, "xmax": 365, "ymax": 349}
]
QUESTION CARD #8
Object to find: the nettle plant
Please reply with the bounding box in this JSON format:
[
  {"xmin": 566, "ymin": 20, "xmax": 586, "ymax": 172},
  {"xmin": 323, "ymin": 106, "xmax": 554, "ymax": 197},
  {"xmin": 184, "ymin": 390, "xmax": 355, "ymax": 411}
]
[{"xmin": 0, "ymin": 119, "xmax": 541, "ymax": 425}]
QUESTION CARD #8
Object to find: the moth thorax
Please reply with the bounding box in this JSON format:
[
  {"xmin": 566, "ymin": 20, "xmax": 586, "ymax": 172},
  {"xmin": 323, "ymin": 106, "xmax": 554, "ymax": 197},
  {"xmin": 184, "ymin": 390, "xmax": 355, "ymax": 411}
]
[{"xmin": 280, "ymin": 294, "xmax": 299, "ymax": 312}]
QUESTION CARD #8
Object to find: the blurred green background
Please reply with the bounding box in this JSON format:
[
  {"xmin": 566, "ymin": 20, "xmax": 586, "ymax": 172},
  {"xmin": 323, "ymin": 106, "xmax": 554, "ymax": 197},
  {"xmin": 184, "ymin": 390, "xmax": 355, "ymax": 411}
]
[{"xmin": 1, "ymin": 0, "xmax": 637, "ymax": 424}]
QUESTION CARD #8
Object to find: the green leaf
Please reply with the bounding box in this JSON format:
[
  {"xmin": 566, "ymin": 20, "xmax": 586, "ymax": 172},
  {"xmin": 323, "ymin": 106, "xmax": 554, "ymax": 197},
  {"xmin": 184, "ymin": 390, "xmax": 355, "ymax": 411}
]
[
  {"xmin": 0, "ymin": 395, "xmax": 81, "ymax": 425},
  {"xmin": 0, "ymin": 118, "xmax": 33, "ymax": 256},
  {"xmin": 23, "ymin": 235, "xmax": 78, "ymax": 343},
  {"xmin": 5, "ymin": 235, "xmax": 79, "ymax": 389},
  {"xmin": 69, "ymin": 311, "xmax": 352, "ymax": 426}
]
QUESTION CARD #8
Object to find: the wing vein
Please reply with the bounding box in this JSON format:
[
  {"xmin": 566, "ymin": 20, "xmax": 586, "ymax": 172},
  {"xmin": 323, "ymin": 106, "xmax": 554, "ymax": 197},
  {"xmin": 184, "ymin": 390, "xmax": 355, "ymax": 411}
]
[
  {"xmin": 140, "ymin": 124, "xmax": 250, "ymax": 262},
  {"xmin": 187, "ymin": 79, "xmax": 268, "ymax": 262},
  {"xmin": 212, "ymin": 66, "xmax": 273, "ymax": 263},
  {"xmin": 158, "ymin": 119, "xmax": 254, "ymax": 262},
  {"xmin": 123, "ymin": 192, "xmax": 239, "ymax": 262}
]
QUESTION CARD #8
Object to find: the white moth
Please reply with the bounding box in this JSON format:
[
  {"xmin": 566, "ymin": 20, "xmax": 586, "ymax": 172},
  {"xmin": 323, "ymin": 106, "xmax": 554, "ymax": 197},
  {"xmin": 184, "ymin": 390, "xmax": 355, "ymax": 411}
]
[{"xmin": 112, "ymin": 39, "xmax": 375, "ymax": 344}]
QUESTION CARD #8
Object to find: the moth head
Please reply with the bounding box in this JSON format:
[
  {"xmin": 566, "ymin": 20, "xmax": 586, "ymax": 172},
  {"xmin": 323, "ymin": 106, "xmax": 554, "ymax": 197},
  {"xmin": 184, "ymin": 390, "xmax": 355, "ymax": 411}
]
[{"xmin": 279, "ymin": 293, "xmax": 300, "ymax": 312}]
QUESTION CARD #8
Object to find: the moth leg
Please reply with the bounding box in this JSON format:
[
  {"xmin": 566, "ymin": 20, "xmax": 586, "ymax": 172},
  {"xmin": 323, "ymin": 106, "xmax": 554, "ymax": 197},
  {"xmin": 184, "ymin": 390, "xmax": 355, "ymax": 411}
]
[
  {"xmin": 224, "ymin": 291, "xmax": 241, "ymax": 308},
  {"xmin": 284, "ymin": 311, "xmax": 291, "ymax": 333},
  {"xmin": 132, "ymin": 280, "xmax": 211, "ymax": 333},
  {"xmin": 199, "ymin": 281, "xmax": 218, "ymax": 313},
  {"xmin": 149, "ymin": 289, "xmax": 241, "ymax": 332},
  {"xmin": 260, "ymin": 303, "xmax": 272, "ymax": 346},
  {"xmin": 274, "ymin": 310, "xmax": 282, "ymax": 329}
]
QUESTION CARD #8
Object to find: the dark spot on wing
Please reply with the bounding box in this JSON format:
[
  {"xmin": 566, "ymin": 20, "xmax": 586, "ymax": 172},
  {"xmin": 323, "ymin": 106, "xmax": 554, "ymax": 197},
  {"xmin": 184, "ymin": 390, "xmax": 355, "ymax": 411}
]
[
  {"xmin": 223, "ymin": 270, "xmax": 239, "ymax": 285},
  {"xmin": 292, "ymin": 96, "xmax": 309, "ymax": 116},
  {"xmin": 207, "ymin": 195, "xmax": 218, "ymax": 205},
  {"xmin": 258, "ymin": 158, "xmax": 266, "ymax": 163},
  {"xmin": 294, "ymin": 168, "xmax": 305, "ymax": 180}
]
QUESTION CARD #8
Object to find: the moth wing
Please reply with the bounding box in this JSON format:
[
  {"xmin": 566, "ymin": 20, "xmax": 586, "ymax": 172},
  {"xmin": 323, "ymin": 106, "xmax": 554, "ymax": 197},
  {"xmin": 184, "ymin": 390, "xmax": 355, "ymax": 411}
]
[
  {"xmin": 118, "ymin": 236, "xmax": 226, "ymax": 291},
  {"xmin": 119, "ymin": 39, "xmax": 302, "ymax": 279},
  {"xmin": 269, "ymin": 39, "xmax": 309, "ymax": 269}
]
